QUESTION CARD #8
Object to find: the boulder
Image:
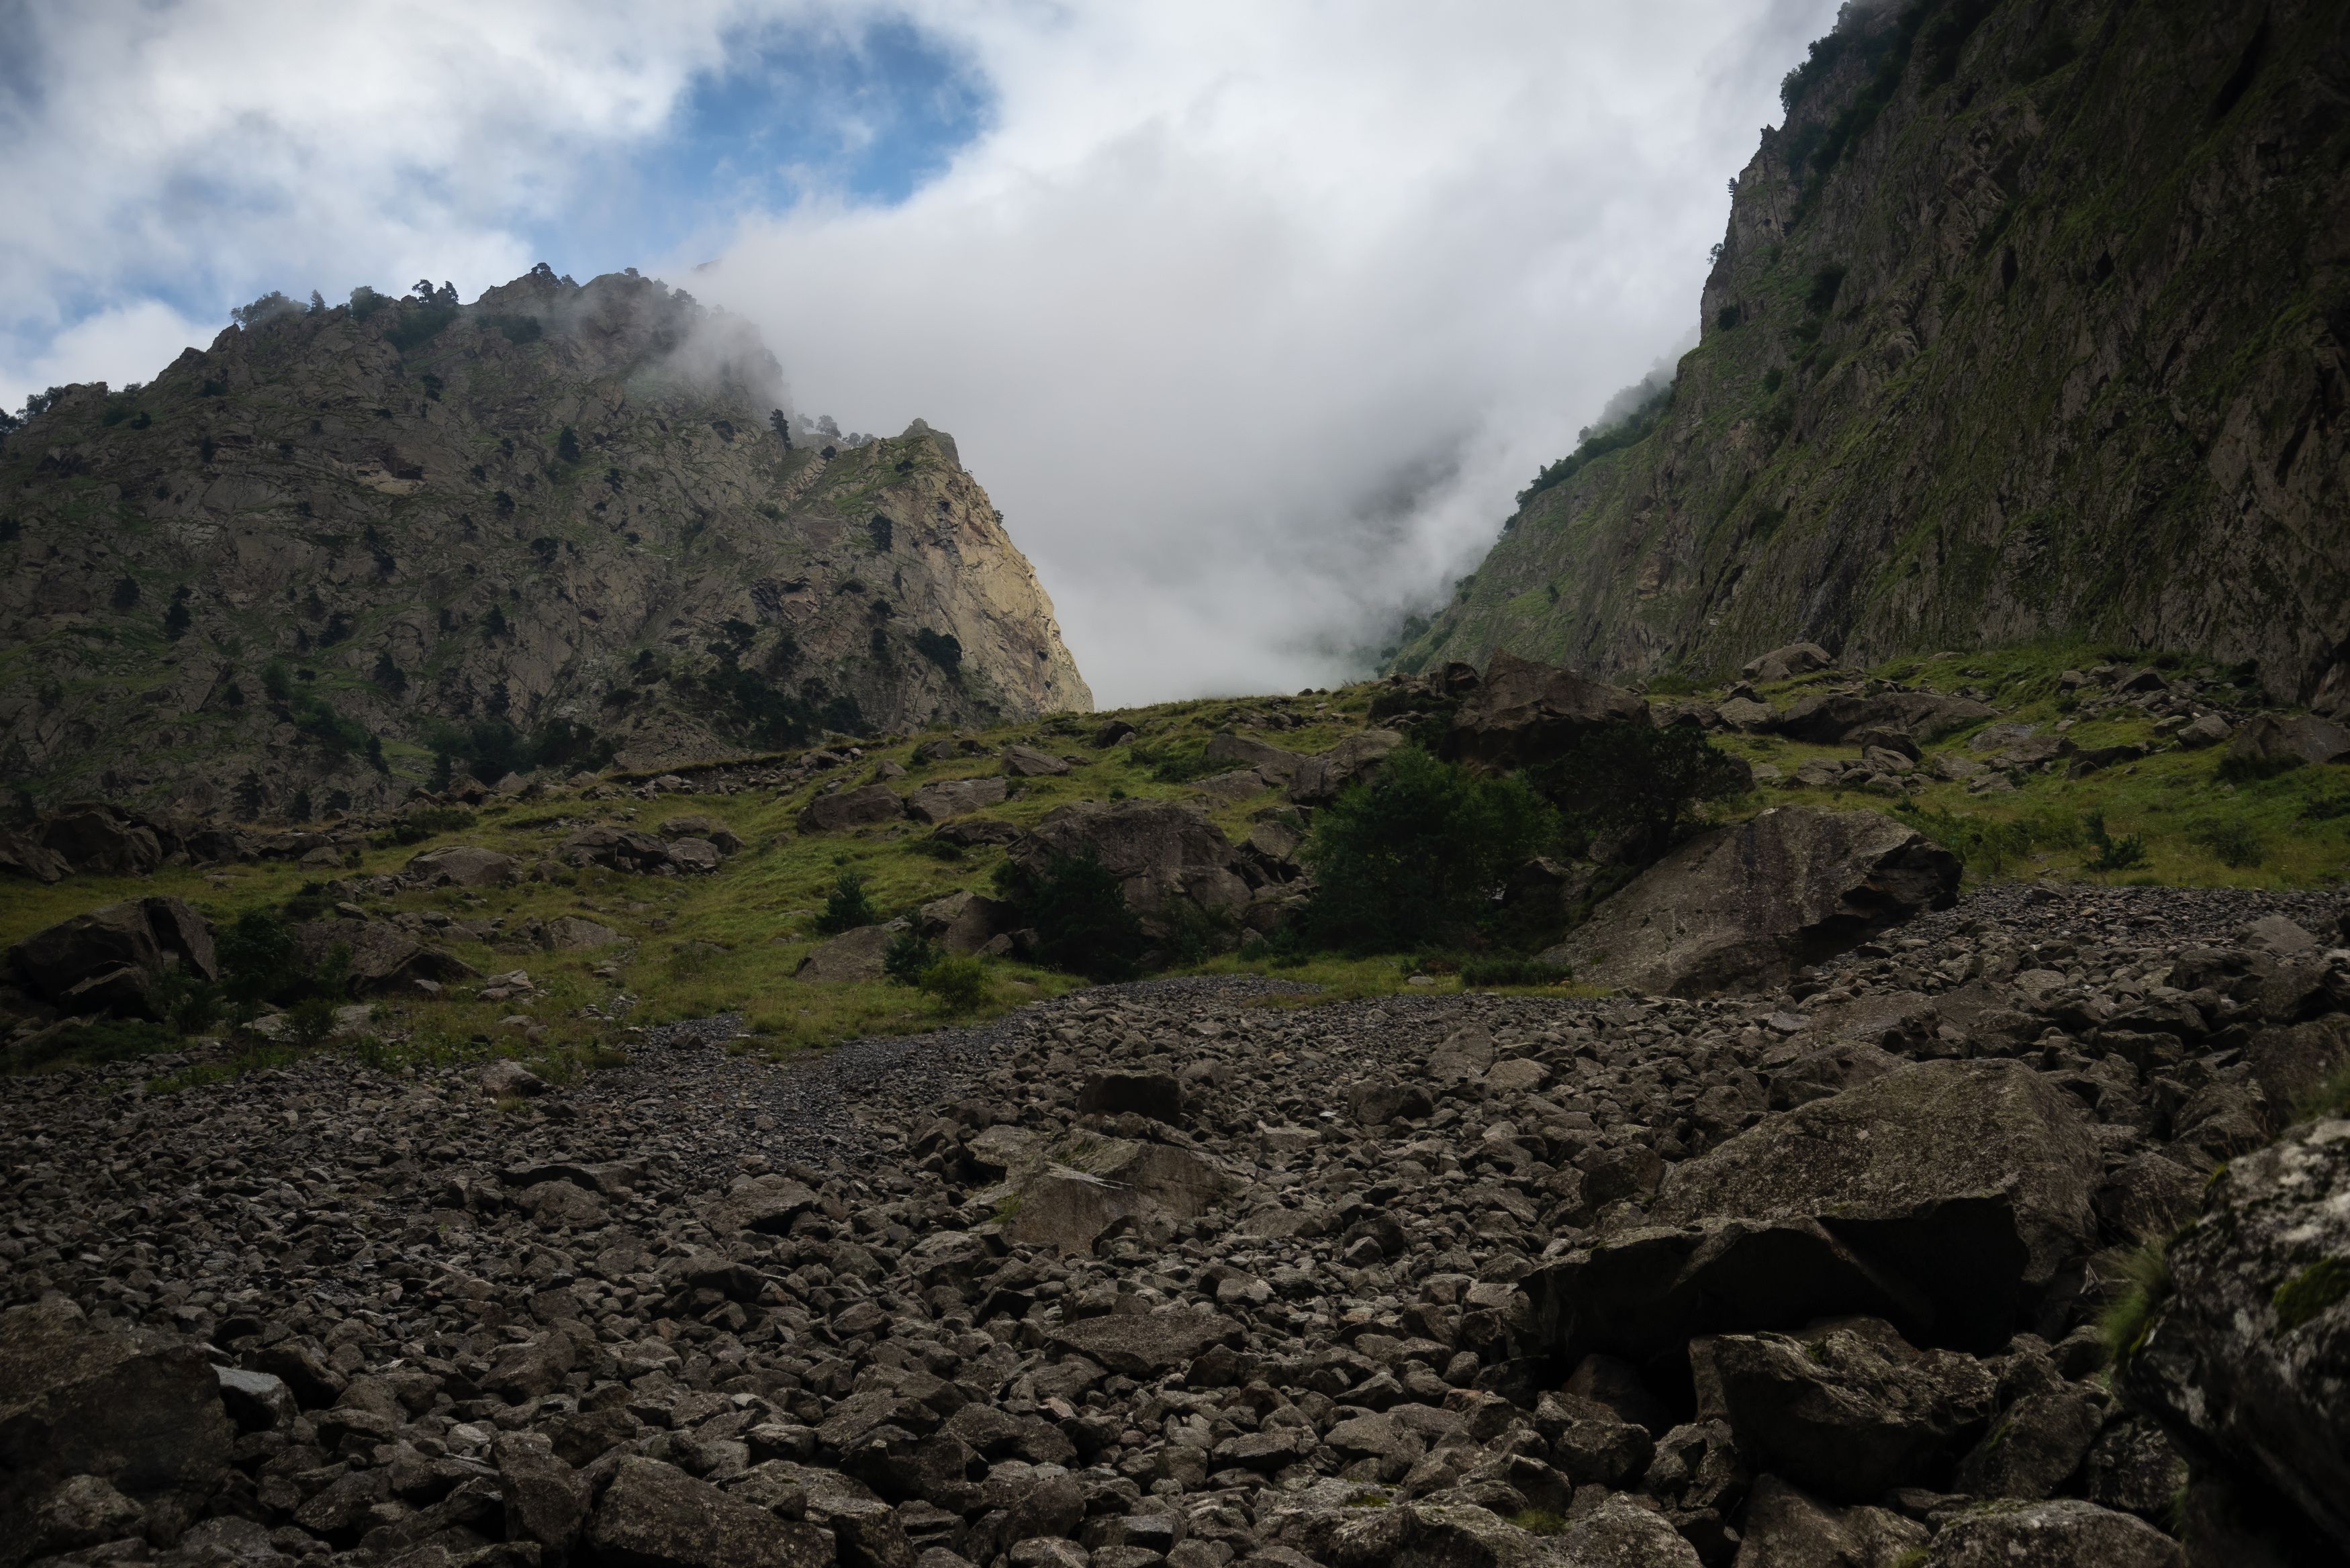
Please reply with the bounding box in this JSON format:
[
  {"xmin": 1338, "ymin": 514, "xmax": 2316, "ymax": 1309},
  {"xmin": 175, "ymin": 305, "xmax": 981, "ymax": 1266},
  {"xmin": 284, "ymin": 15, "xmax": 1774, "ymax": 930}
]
[
  {"xmin": 1652, "ymin": 1060, "xmax": 2102, "ymax": 1349},
  {"xmin": 1729, "ymin": 1473, "xmax": 1927, "ymax": 1568},
  {"xmin": 663, "ymin": 836, "xmax": 723, "ymax": 873},
  {"xmin": 1772, "ymin": 691, "xmax": 1999, "ymax": 744},
  {"xmin": 560, "ymin": 824, "xmax": 679, "ymax": 873},
  {"xmin": 38, "ymin": 805, "xmax": 163, "ymax": 877},
  {"xmin": 656, "ymin": 815, "xmax": 744, "ymax": 853},
  {"xmin": 0, "ymin": 827, "xmax": 70, "ymax": 883},
  {"xmin": 9, "ymin": 896, "xmax": 218, "ymax": 1018},
  {"xmin": 1094, "ymin": 718, "xmax": 1138, "ymax": 747},
  {"xmin": 0, "ymin": 1299, "xmax": 234, "ymax": 1568},
  {"xmin": 1045, "ymin": 1313, "xmax": 1241, "ymax": 1378},
  {"xmin": 2175, "ymin": 712, "xmax": 2232, "ymax": 748},
  {"xmin": 293, "ymin": 919, "xmax": 477, "ymax": 995},
  {"xmin": 1004, "ymin": 799, "xmax": 1251, "ymax": 935},
  {"xmin": 1741, "ymin": 642, "xmax": 1836, "ymax": 683},
  {"xmin": 403, "ymin": 844, "xmax": 517, "ymax": 887},
  {"xmin": 1713, "ymin": 697, "xmax": 1777, "ymax": 732},
  {"xmin": 918, "ymin": 891, "xmax": 1013, "ymax": 955},
  {"xmin": 493, "ymin": 1431, "xmax": 588, "ymax": 1560},
  {"xmin": 2222, "ymin": 712, "xmax": 2350, "ymax": 770},
  {"xmin": 1953, "ymin": 1385, "xmax": 2102, "ymax": 1500},
  {"xmin": 799, "ymin": 785, "xmax": 908, "ymax": 833},
  {"xmin": 1443, "ymin": 652, "xmax": 1650, "ymax": 769},
  {"xmin": 1691, "ymin": 1317, "xmax": 1995, "ymax": 1501},
  {"xmin": 931, "ymin": 817, "xmax": 1023, "ymax": 848},
  {"xmin": 543, "ymin": 915, "xmax": 623, "ymax": 950},
  {"xmin": 1926, "ymin": 1499, "xmax": 2182, "ymax": 1567},
  {"xmin": 1541, "ymin": 807, "xmax": 1959, "ymax": 996},
  {"xmin": 703, "ymin": 1174, "xmax": 821, "ymax": 1235},
  {"xmin": 586, "ymin": 1457, "xmax": 831, "ymax": 1568},
  {"xmin": 904, "ymin": 777, "xmax": 1010, "ymax": 823},
  {"xmin": 2118, "ymin": 1115, "xmax": 2350, "ymax": 1555},
  {"xmin": 1001, "ymin": 744, "xmax": 1072, "ymax": 777},
  {"xmin": 794, "ymin": 924, "xmax": 897, "ymax": 983},
  {"xmin": 1202, "ymin": 732, "xmax": 1307, "ymax": 782},
  {"xmin": 1005, "ymin": 1140, "xmax": 1234, "ymax": 1255},
  {"xmin": 1288, "ymin": 729, "xmax": 1407, "ymax": 805}
]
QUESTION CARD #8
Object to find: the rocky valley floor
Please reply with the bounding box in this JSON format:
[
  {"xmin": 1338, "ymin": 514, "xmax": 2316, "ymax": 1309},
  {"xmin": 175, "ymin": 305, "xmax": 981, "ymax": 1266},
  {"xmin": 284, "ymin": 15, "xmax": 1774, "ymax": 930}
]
[{"xmin": 6, "ymin": 885, "xmax": 2350, "ymax": 1568}]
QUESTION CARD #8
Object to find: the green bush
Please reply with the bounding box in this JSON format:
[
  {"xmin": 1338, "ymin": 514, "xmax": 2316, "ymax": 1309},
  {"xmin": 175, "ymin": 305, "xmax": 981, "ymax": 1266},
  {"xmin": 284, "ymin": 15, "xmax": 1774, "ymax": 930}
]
[
  {"xmin": 1460, "ymin": 955, "xmax": 1571, "ymax": 988},
  {"xmin": 814, "ymin": 873, "xmax": 878, "ymax": 935},
  {"xmin": 884, "ymin": 930, "xmax": 943, "ymax": 985},
  {"xmin": 918, "ymin": 954, "xmax": 991, "ymax": 1012},
  {"xmin": 2218, "ymin": 751, "xmax": 2304, "ymax": 784},
  {"xmin": 994, "ymin": 848, "xmax": 1147, "ymax": 981},
  {"xmin": 2187, "ymin": 816, "xmax": 2266, "ymax": 869},
  {"xmin": 1902, "ymin": 804, "xmax": 2036, "ymax": 878},
  {"xmin": 1301, "ymin": 746, "xmax": 1555, "ymax": 951},
  {"xmin": 1525, "ymin": 720, "xmax": 1746, "ymax": 861},
  {"xmin": 2084, "ymin": 811, "xmax": 2150, "ymax": 873}
]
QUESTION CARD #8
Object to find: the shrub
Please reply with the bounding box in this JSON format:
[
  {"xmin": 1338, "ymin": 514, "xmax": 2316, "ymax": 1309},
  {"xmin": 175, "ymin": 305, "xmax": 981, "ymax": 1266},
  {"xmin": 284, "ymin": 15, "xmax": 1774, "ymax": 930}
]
[
  {"xmin": 815, "ymin": 873, "xmax": 878, "ymax": 935},
  {"xmin": 919, "ymin": 954, "xmax": 991, "ymax": 1012},
  {"xmin": 1902, "ymin": 804, "xmax": 2035, "ymax": 878},
  {"xmin": 2084, "ymin": 811, "xmax": 2150, "ymax": 873},
  {"xmin": 2187, "ymin": 816, "xmax": 2265, "ymax": 869},
  {"xmin": 914, "ymin": 628, "xmax": 962, "ymax": 673},
  {"xmin": 2100, "ymin": 1240, "xmax": 2173, "ymax": 1365},
  {"xmin": 994, "ymin": 848, "xmax": 1147, "ymax": 981},
  {"xmin": 1527, "ymin": 721, "xmax": 1747, "ymax": 862},
  {"xmin": 1460, "ymin": 955, "xmax": 1571, "ymax": 988},
  {"xmin": 283, "ymin": 995, "xmax": 342, "ymax": 1048},
  {"xmin": 1301, "ymin": 746, "xmax": 1556, "ymax": 951},
  {"xmin": 557, "ymin": 426, "xmax": 581, "ymax": 463},
  {"xmin": 884, "ymin": 930, "xmax": 943, "ymax": 985},
  {"xmin": 2218, "ymin": 750, "xmax": 2303, "ymax": 784}
]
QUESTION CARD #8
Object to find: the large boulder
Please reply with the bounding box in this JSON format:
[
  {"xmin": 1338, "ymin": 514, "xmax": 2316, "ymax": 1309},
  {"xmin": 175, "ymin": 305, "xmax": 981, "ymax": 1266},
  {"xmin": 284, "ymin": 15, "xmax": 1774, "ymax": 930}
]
[
  {"xmin": 2118, "ymin": 1116, "xmax": 2350, "ymax": 1555},
  {"xmin": 1740, "ymin": 642, "xmax": 1836, "ymax": 684},
  {"xmin": 1288, "ymin": 729, "xmax": 1407, "ymax": 805},
  {"xmin": 1443, "ymin": 652, "xmax": 1649, "ymax": 769},
  {"xmin": 1000, "ymin": 743, "xmax": 1072, "ymax": 777},
  {"xmin": 904, "ymin": 776, "xmax": 1009, "ymax": 823},
  {"xmin": 403, "ymin": 844, "xmax": 517, "ymax": 887},
  {"xmin": 1654, "ymin": 1060, "xmax": 2102, "ymax": 1348},
  {"xmin": 1004, "ymin": 1137, "xmax": 1235, "ymax": 1255},
  {"xmin": 38, "ymin": 805, "xmax": 163, "ymax": 877},
  {"xmin": 0, "ymin": 826, "xmax": 71, "ymax": 883},
  {"xmin": 1202, "ymin": 732, "xmax": 1307, "ymax": 783},
  {"xmin": 9, "ymin": 896, "xmax": 218, "ymax": 1018},
  {"xmin": 1541, "ymin": 807, "xmax": 1959, "ymax": 995},
  {"xmin": 2223, "ymin": 712, "xmax": 2350, "ymax": 770},
  {"xmin": 794, "ymin": 924, "xmax": 897, "ymax": 983},
  {"xmin": 1926, "ymin": 1499, "xmax": 2183, "ymax": 1567},
  {"xmin": 293, "ymin": 919, "xmax": 477, "ymax": 996},
  {"xmin": 0, "ymin": 1299, "xmax": 235, "ymax": 1567},
  {"xmin": 798, "ymin": 784, "xmax": 907, "ymax": 833},
  {"xmin": 1771, "ymin": 690, "xmax": 1999, "ymax": 744},
  {"xmin": 586, "ymin": 1457, "xmax": 830, "ymax": 1568},
  {"xmin": 1730, "ymin": 1474, "xmax": 1926, "ymax": 1567},
  {"xmin": 917, "ymin": 890, "xmax": 1013, "ymax": 954},
  {"xmin": 1045, "ymin": 1312, "xmax": 1241, "ymax": 1378},
  {"xmin": 1004, "ymin": 799, "xmax": 1250, "ymax": 934},
  {"xmin": 1691, "ymin": 1317, "xmax": 1994, "ymax": 1502}
]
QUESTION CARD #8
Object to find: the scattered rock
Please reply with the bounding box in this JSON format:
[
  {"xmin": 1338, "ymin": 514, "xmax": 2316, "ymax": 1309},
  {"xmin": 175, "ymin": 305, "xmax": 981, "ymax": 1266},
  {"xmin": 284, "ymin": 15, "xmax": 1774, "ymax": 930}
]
[
  {"xmin": 800, "ymin": 785, "xmax": 909, "ymax": 833},
  {"xmin": 1001, "ymin": 744, "xmax": 1073, "ymax": 778},
  {"xmin": 1742, "ymin": 642, "xmax": 1836, "ymax": 683},
  {"xmin": 404, "ymin": 844, "xmax": 518, "ymax": 887}
]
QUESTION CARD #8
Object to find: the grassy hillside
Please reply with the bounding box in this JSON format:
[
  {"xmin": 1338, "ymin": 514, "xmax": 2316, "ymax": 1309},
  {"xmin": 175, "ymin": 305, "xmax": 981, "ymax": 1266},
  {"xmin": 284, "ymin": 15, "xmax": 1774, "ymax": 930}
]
[{"xmin": 5, "ymin": 642, "xmax": 2344, "ymax": 1089}]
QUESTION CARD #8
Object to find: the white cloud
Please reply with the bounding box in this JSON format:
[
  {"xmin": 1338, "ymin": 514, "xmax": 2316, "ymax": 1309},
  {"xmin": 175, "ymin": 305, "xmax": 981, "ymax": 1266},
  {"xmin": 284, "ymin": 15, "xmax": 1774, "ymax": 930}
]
[
  {"xmin": 3, "ymin": 0, "xmax": 1843, "ymax": 704},
  {"xmin": 0, "ymin": 300, "xmax": 209, "ymax": 412},
  {"xmin": 692, "ymin": 0, "xmax": 1843, "ymax": 702}
]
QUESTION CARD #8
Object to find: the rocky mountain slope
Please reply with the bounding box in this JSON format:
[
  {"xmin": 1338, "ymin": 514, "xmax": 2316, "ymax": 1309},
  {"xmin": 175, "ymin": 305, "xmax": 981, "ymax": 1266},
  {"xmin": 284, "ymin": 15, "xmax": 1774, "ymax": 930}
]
[
  {"xmin": 1397, "ymin": 0, "xmax": 2350, "ymax": 713},
  {"xmin": 0, "ymin": 269, "xmax": 1089, "ymax": 814}
]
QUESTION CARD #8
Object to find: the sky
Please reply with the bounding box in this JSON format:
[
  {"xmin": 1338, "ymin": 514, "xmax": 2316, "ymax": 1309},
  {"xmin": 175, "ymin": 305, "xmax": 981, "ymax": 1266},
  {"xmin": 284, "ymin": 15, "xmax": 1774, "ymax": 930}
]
[{"xmin": 0, "ymin": 0, "xmax": 1844, "ymax": 705}]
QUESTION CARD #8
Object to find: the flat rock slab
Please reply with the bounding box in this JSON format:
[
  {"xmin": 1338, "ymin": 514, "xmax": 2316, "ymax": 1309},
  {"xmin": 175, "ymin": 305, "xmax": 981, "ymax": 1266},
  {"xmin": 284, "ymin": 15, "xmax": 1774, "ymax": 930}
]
[{"xmin": 1046, "ymin": 1312, "xmax": 1241, "ymax": 1377}]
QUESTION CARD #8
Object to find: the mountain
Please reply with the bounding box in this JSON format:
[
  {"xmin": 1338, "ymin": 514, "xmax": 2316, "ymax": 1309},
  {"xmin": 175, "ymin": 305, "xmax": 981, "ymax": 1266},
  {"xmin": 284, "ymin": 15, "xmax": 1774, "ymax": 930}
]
[
  {"xmin": 0, "ymin": 267, "xmax": 1089, "ymax": 815},
  {"xmin": 1393, "ymin": 0, "xmax": 2350, "ymax": 712}
]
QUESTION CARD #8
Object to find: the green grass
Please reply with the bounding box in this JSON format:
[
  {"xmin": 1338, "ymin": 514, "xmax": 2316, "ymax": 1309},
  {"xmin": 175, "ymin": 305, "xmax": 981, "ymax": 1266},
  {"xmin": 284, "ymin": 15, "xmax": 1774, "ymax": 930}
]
[{"xmin": 2101, "ymin": 1239, "xmax": 2175, "ymax": 1365}]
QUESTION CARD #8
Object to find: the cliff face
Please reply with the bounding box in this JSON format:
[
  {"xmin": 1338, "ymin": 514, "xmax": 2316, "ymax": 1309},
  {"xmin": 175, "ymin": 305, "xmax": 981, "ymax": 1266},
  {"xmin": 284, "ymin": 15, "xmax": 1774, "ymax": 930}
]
[
  {"xmin": 0, "ymin": 268, "xmax": 1089, "ymax": 814},
  {"xmin": 1397, "ymin": 0, "xmax": 2350, "ymax": 712}
]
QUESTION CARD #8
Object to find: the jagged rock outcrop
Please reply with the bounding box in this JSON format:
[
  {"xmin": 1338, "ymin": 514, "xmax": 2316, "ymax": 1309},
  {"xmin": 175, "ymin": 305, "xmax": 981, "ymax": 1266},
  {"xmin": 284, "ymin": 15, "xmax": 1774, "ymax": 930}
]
[
  {"xmin": 1399, "ymin": 0, "xmax": 2350, "ymax": 714},
  {"xmin": 0, "ymin": 268, "xmax": 1088, "ymax": 814}
]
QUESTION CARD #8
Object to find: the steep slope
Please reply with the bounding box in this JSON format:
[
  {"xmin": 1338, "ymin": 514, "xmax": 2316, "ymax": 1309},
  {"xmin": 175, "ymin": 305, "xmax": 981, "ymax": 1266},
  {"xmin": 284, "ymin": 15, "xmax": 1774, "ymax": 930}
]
[
  {"xmin": 1397, "ymin": 0, "xmax": 2350, "ymax": 712},
  {"xmin": 0, "ymin": 268, "xmax": 1089, "ymax": 814}
]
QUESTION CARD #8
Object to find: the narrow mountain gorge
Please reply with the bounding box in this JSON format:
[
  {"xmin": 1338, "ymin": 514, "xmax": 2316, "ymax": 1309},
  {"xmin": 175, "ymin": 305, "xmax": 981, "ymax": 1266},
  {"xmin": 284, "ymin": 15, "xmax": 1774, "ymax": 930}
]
[
  {"xmin": 0, "ymin": 268, "xmax": 1089, "ymax": 815},
  {"xmin": 1399, "ymin": 0, "xmax": 2350, "ymax": 712}
]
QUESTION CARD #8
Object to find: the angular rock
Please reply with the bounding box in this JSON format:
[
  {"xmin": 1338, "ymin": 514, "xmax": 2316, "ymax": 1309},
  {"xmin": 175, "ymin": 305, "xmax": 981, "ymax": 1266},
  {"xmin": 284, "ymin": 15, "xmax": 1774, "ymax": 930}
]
[
  {"xmin": 918, "ymin": 891, "xmax": 1013, "ymax": 956},
  {"xmin": 1006, "ymin": 1141, "xmax": 1233, "ymax": 1255},
  {"xmin": 1004, "ymin": 800, "xmax": 1251, "ymax": 932},
  {"xmin": 906, "ymin": 777, "xmax": 1010, "ymax": 824},
  {"xmin": 1442, "ymin": 652, "xmax": 1650, "ymax": 770},
  {"xmin": 1729, "ymin": 1473, "xmax": 1926, "ymax": 1568},
  {"xmin": 1202, "ymin": 733, "xmax": 1307, "ymax": 782},
  {"xmin": 2223, "ymin": 712, "xmax": 2350, "ymax": 771},
  {"xmin": 1953, "ymin": 1387, "xmax": 2101, "ymax": 1500},
  {"xmin": 1289, "ymin": 729, "xmax": 1407, "ymax": 805},
  {"xmin": 38, "ymin": 805, "xmax": 163, "ymax": 877},
  {"xmin": 9, "ymin": 896, "xmax": 218, "ymax": 1016},
  {"xmin": 1926, "ymin": 1498, "xmax": 2181, "ymax": 1567},
  {"xmin": 1742, "ymin": 642, "xmax": 1836, "ymax": 683},
  {"xmin": 0, "ymin": 1299, "xmax": 233, "ymax": 1567},
  {"xmin": 800, "ymin": 785, "xmax": 908, "ymax": 833},
  {"xmin": 796, "ymin": 924, "xmax": 897, "ymax": 983},
  {"xmin": 496, "ymin": 1432, "xmax": 588, "ymax": 1562},
  {"xmin": 404, "ymin": 845, "xmax": 518, "ymax": 887},
  {"xmin": 1000, "ymin": 744, "xmax": 1072, "ymax": 778},
  {"xmin": 1773, "ymin": 691, "xmax": 1999, "ymax": 745},
  {"xmin": 2119, "ymin": 1116, "xmax": 2350, "ymax": 1554},
  {"xmin": 1691, "ymin": 1318, "xmax": 1995, "ymax": 1501},
  {"xmin": 1652, "ymin": 1060, "xmax": 2102, "ymax": 1348},
  {"xmin": 1045, "ymin": 1313, "xmax": 1239, "ymax": 1377},
  {"xmin": 586, "ymin": 1457, "xmax": 830, "ymax": 1568},
  {"xmin": 1543, "ymin": 807, "xmax": 1958, "ymax": 996},
  {"xmin": 293, "ymin": 918, "xmax": 477, "ymax": 996},
  {"xmin": 543, "ymin": 915, "xmax": 623, "ymax": 950},
  {"xmin": 704, "ymin": 1173, "xmax": 820, "ymax": 1235}
]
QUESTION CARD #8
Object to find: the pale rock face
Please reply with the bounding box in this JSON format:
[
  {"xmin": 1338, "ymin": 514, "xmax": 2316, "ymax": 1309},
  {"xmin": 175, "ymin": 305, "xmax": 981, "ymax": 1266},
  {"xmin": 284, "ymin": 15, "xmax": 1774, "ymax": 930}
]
[{"xmin": 0, "ymin": 268, "xmax": 1088, "ymax": 813}]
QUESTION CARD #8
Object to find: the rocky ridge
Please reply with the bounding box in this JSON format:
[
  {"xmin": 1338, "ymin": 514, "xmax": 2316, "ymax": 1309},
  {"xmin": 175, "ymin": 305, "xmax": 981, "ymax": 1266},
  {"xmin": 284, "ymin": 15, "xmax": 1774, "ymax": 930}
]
[
  {"xmin": 0, "ymin": 268, "xmax": 1089, "ymax": 814},
  {"xmin": 1399, "ymin": 0, "xmax": 2350, "ymax": 715},
  {"xmin": 5, "ymin": 883, "xmax": 2347, "ymax": 1568}
]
